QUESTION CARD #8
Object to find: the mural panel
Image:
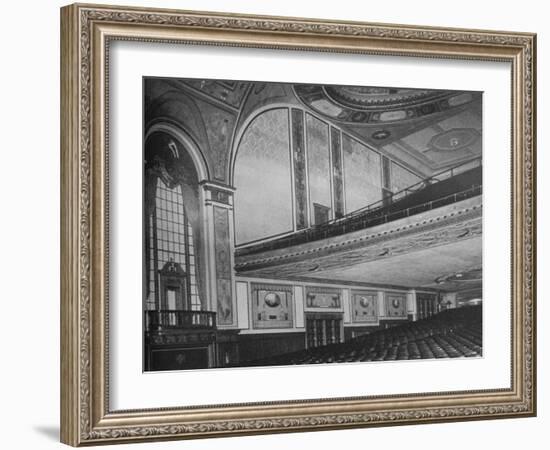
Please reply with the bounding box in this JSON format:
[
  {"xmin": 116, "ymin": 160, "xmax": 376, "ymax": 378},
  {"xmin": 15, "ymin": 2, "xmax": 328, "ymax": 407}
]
[
  {"xmin": 306, "ymin": 114, "xmax": 331, "ymax": 224},
  {"xmin": 330, "ymin": 127, "xmax": 345, "ymax": 218},
  {"xmin": 252, "ymin": 283, "xmax": 293, "ymax": 329},
  {"xmin": 391, "ymin": 162, "xmax": 422, "ymax": 193},
  {"xmin": 214, "ymin": 207, "xmax": 233, "ymax": 325},
  {"xmin": 234, "ymin": 108, "xmax": 293, "ymax": 244},
  {"xmin": 292, "ymin": 108, "xmax": 308, "ymax": 230},
  {"xmin": 385, "ymin": 293, "xmax": 407, "ymax": 317},
  {"xmin": 342, "ymin": 134, "xmax": 383, "ymax": 213},
  {"xmin": 351, "ymin": 291, "xmax": 378, "ymax": 323},
  {"xmin": 305, "ymin": 287, "xmax": 342, "ymax": 309}
]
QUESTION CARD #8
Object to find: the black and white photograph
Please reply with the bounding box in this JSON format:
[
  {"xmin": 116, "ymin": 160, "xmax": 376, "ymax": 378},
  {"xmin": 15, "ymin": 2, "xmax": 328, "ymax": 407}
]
[
  {"xmin": 0, "ymin": 0, "xmax": 544, "ymax": 447},
  {"xmin": 143, "ymin": 78, "xmax": 483, "ymax": 372}
]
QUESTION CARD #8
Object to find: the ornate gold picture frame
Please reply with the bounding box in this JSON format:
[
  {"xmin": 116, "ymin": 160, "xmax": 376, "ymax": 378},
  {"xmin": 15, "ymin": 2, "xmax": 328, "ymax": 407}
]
[{"xmin": 60, "ymin": 3, "xmax": 536, "ymax": 446}]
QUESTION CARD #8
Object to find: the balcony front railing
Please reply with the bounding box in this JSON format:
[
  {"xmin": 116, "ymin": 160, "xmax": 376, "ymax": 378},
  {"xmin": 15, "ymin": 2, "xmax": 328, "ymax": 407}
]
[{"xmin": 145, "ymin": 310, "xmax": 217, "ymax": 331}]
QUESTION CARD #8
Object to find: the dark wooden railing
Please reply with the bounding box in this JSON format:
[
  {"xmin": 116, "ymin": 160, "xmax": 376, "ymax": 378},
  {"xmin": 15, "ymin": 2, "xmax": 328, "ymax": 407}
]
[{"xmin": 145, "ymin": 310, "xmax": 216, "ymax": 330}]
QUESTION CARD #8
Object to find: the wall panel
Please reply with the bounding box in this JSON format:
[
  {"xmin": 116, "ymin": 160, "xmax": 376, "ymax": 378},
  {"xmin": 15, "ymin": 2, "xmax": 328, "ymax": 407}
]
[
  {"xmin": 306, "ymin": 114, "xmax": 332, "ymax": 223},
  {"xmin": 342, "ymin": 135, "xmax": 383, "ymax": 213},
  {"xmin": 234, "ymin": 108, "xmax": 293, "ymax": 244},
  {"xmin": 391, "ymin": 161, "xmax": 422, "ymax": 193}
]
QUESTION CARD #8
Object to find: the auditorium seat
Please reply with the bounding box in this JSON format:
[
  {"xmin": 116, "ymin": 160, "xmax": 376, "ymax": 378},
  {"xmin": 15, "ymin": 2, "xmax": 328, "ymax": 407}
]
[{"xmin": 238, "ymin": 305, "xmax": 482, "ymax": 367}]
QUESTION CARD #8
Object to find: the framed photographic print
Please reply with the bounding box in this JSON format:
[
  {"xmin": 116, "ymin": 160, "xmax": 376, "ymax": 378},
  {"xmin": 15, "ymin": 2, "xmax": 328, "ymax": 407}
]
[{"xmin": 60, "ymin": 3, "xmax": 537, "ymax": 446}]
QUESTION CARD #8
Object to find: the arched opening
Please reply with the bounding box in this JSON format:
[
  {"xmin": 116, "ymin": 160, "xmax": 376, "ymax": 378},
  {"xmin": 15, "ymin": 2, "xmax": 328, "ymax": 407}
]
[{"xmin": 144, "ymin": 131, "xmax": 207, "ymax": 314}]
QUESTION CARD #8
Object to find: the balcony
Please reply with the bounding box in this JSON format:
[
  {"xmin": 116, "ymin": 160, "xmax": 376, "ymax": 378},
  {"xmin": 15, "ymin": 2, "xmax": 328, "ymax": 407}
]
[
  {"xmin": 145, "ymin": 310, "xmax": 217, "ymax": 331},
  {"xmin": 236, "ymin": 158, "xmax": 482, "ymax": 257}
]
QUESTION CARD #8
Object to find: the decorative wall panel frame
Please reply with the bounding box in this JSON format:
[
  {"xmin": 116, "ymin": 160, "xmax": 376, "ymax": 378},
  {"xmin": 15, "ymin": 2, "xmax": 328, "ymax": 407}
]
[
  {"xmin": 351, "ymin": 290, "xmax": 379, "ymax": 323},
  {"xmin": 251, "ymin": 282, "xmax": 294, "ymax": 329},
  {"xmin": 61, "ymin": 3, "xmax": 536, "ymax": 446},
  {"xmin": 385, "ymin": 292, "xmax": 408, "ymax": 318},
  {"xmin": 305, "ymin": 286, "xmax": 343, "ymax": 309}
]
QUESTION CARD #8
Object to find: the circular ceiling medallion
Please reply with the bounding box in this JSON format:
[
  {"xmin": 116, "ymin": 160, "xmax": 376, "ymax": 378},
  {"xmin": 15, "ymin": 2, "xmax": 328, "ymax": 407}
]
[
  {"xmin": 324, "ymin": 85, "xmax": 445, "ymax": 109},
  {"xmin": 434, "ymin": 268, "xmax": 482, "ymax": 285},
  {"xmin": 372, "ymin": 130, "xmax": 391, "ymax": 140},
  {"xmin": 429, "ymin": 128, "xmax": 479, "ymax": 152},
  {"xmin": 293, "ymin": 85, "xmax": 478, "ymax": 125}
]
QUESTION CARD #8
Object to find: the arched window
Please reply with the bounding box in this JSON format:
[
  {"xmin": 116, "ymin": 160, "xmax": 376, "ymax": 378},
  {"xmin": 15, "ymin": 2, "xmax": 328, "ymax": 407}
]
[{"xmin": 145, "ymin": 176, "xmax": 201, "ymax": 312}]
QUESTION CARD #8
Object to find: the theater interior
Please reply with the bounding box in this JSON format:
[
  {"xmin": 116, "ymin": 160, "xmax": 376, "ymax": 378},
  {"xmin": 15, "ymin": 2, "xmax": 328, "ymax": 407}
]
[{"xmin": 143, "ymin": 78, "xmax": 483, "ymax": 371}]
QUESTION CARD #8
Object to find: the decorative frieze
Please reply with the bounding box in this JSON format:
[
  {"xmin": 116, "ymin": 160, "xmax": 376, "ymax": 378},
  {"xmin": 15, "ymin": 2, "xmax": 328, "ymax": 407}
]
[
  {"xmin": 214, "ymin": 206, "xmax": 233, "ymax": 325},
  {"xmin": 305, "ymin": 286, "xmax": 342, "ymax": 308},
  {"xmin": 330, "ymin": 127, "xmax": 345, "ymax": 218},
  {"xmin": 291, "ymin": 108, "xmax": 308, "ymax": 229}
]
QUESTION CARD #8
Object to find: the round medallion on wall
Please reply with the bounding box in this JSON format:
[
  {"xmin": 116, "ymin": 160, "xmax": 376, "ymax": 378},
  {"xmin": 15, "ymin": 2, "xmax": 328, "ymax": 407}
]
[
  {"xmin": 264, "ymin": 292, "xmax": 281, "ymax": 307},
  {"xmin": 359, "ymin": 296, "xmax": 372, "ymax": 308},
  {"xmin": 217, "ymin": 249, "xmax": 228, "ymax": 264}
]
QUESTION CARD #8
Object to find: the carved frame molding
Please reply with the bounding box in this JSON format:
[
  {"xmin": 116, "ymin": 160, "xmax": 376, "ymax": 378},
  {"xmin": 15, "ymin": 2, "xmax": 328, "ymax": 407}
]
[{"xmin": 60, "ymin": 3, "xmax": 536, "ymax": 446}]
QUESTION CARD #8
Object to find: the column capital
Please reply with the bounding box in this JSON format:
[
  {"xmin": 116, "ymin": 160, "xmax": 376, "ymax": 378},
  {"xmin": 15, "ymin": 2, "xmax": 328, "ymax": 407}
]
[
  {"xmin": 200, "ymin": 180, "xmax": 235, "ymax": 207},
  {"xmin": 199, "ymin": 180, "xmax": 236, "ymax": 192}
]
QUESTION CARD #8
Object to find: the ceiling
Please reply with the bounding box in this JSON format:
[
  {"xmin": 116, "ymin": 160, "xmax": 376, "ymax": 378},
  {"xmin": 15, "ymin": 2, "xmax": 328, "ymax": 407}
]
[
  {"xmin": 305, "ymin": 236, "xmax": 482, "ymax": 294},
  {"xmin": 176, "ymin": 77, "xmax": 483, "ymax": 179},
  {"xmin": 235, "ymin": 197, "xmax": 483, "ymax": 296},
  {"xmin": 294, "ymin": 83, "xmax": 483, "ymax": 176},
  {"xmin": 171, "ymin": 78, "xmax": 484, "ymax": 298}
]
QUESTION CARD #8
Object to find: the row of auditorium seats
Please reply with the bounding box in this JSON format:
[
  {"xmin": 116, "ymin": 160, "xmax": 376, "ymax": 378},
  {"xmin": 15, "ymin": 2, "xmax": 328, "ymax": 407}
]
[{"xmin": 241, "ymin": 305, "xmax": 482, "ymax": 367}]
